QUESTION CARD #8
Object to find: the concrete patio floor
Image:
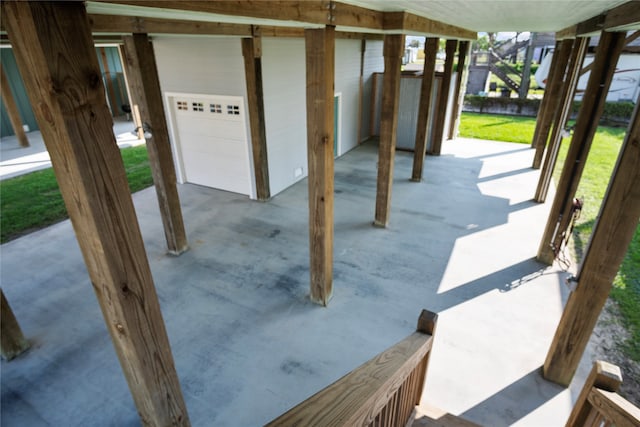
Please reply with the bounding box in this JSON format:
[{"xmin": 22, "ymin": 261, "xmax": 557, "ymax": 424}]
[{"xmin": 1, "ymin": 137, "xmax": 596, "ymax": 426}]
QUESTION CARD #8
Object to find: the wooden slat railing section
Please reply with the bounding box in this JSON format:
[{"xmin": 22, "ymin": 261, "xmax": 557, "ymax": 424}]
[
  {"xmin": 266, "ymin": 310, "xmax": 438, "ymax": 427},
  {"xmin": 566, "ymin": 360, "xmax": 640, "ymax": 427}
]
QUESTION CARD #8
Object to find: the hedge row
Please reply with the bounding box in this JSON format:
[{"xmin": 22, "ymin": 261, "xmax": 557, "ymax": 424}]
[{"xmin": 463, "ymin": 95, "xmax": 635, "ymax": 124}]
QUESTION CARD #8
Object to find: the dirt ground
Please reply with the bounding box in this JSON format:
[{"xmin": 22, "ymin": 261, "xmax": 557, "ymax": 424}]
[{"xmin": 589, "ymin": 298, "xmax": 640, "ymax": 407}]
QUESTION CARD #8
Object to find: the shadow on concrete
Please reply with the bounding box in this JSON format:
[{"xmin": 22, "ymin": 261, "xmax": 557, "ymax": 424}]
[{"xmin": 460, "ymin": 367, "xmax": 565, "ymax": 426}]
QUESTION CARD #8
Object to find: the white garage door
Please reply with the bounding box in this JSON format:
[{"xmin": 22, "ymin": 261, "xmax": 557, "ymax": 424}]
[{"xmin": 170, "ymin": 94, "xmax": 252, "ymax": 196}]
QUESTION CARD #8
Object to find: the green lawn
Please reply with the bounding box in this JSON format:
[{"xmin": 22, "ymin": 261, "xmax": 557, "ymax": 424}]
[
  {"xmin": 459, "ymin": 111, "xmax": 640, "ymax": 362},
  {"xmin": 0, "ymin": 145, "xmax": 153, "ymax": 243},
  {"xmin": 459, "ymin": 112, "xmax": 537, "ymax": 144}
]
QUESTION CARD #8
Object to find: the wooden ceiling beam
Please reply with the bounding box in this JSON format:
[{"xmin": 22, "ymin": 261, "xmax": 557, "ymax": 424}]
[
  {"xmin": 91, "ymin": 1, "xmax": 476, "ymax": 39},
  {"xmin": 89, "ymin": 14, "xmax": 253, "ymax": 35},
  {"xmin": 604, "ymin": 1, "xmax": 640, "ymax": 31},
  {"xmin": 95, "ymin": 1, "xmax": 332, "ymax": 25},
  {"xmin": 556, "ymin": 25, "xmax": 577, "ymax": 40},
  {"xmin": 576, "ymin": 14, "xmax": 605, "ymax": 36},
  {"xmin": 384, "ymin": 12, "xmax": 476, "ymax": 40}
]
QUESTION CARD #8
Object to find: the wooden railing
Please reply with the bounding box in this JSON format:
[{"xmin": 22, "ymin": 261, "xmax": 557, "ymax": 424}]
[
  {"xmin": 266, "ymin": 310, "xmax": 438, "ymax": 427},
  {"xmin": 566, "ymin": 360, "xmax": 640, "ymax": 427}
]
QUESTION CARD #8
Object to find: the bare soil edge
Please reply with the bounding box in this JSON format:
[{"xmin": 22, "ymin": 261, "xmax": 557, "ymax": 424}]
[{"xmin": 588, "ymin": 298, "xmax": 640, "ymax": 407}]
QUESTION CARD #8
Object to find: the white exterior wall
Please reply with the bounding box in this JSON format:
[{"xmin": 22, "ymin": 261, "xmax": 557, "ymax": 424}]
[
  {"xmin": 261, "ymin": 38, "xmax": 308, "ymax": 196},
  {"xmin": 151, "ymin": 36, "xmax": 377, "ymax": 198},
  {"xmin": 151, "ymin": 36, "xmax": 256, "ymax": 196},
  {"xmin": 360, "ymin": 40, "xmax": 384, "ymax": 141},
  {"xmin": 334, "ymin": 38, "xmax": 362, "ymax": 155}
]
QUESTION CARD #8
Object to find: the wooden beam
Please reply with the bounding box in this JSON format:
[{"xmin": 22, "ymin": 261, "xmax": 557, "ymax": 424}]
[
  {"xmin": 99, "ymin": 0, "xmax": 331, "ymax": 25},
  {"xmin": 305, "ymin": 26, "xmax": 335, "ymax": 306},
  {"xmin": 242, "ymin": 32, "xmax": 271, "ymax": 201},
  {"xmin": 429, "ymin": 39, "xmax": 457, "ymax": 156},
  {"xmin": 99, "ymin": 47, "xmax": 119, "ymax": 116},
  {"xmin": 556, "ymin": 25, "xmax": 577, "ymax": 40},
  {"xmin": 383, "ymin": 12, "xmax": 476, "ymax": 40},
  {"xmin": 0, "ymin": 289, "xmax": 30, "ymax": 360},
  {"xmin": 576, "ymin": 14, "xmax": 605, "ymax": 36},
  {"xmin": 374, "ymin": 34, "xmax": 404, "ymax": 227},
  {"xmin": 448, "ymin": 40, "xmax": 470, "ymax": 139},
  {"xmin": 535, "ymin": 37, "xmax": 589, "ymax": 203},
  {"xmin": 0, "ymin": 62, "xmax": 29, "ymax": 147},
  {"xmin": 543, "ymin": 99, "xmax": 640, "ymax": 385},
  {"xmin": 2, "ymin": 3, "xmax": 190, "ymax": 424},
  {"xmin": 604, "ymin": 1, "xmax": 640, "ymax": 31},
  {"xmin": 89, "ymin": 13, "xmax": 253, "ymax": 35},
  {"xmin": 411, "ymin": 37, "xmax": 438, "ymax": 182},
  {"xmin": 537, "ymin": 31, "xmax": 626, "ymax": 265},
  {"xmin": 122, "ymin": 34, "xmax": 189, "ymax": 256},
  {"xmin": 565, "ymin": 361, "xmax": 623, "ymax": 426},
  {"xmin": 531, "ymin": 39, "xmax": 572, "ymax": 169}
]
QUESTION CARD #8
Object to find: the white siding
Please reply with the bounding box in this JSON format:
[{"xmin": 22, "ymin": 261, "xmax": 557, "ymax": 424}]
[
  {"xmin": 262, "ymin": 38, "xmax": 308, "ymax": 196},
  {"xmin": 334, "ymin": 39, "xmax": 362, "ymax": 155},
  {"xmin": 152, "ymin": 36, "xmax": 256, "ymax": 198},
  {"xmin": 153, "ymin": 37, "xmax": 247, "ymax": 96},
  {"xmin": 360, "ymin": 40, "xmax": 384, "ymax": 141}
]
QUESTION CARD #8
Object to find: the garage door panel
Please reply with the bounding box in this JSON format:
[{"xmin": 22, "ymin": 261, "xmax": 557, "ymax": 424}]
[{"xmin": 170, "ymin": 93, "xmax": 251, "ymax": 196}]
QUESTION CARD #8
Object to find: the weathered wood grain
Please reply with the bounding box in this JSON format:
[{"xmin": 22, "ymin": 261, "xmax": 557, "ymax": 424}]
[
  {"xmin": 447, "ymin": 40, "xmax": 470, "ymax": 140},
  {"xmin": 267, "ymin": 310, "xmax": 438, "ymax": 426},
  {"xmin": 531, "ymin": 39, "xmax": 572, "ymax": 169},
  {"xmin": 0, "ymin": 289, "xmax": 30, "ymax": 360},
  {"xmin": 537, "ymin": 31, "xmax": 626, "ymax": 265},
  {"xmin": 305, "ymin": 26, "xmax": 335, "ymax": 306},
  {"xmin": 411, "ymin": 37, "xmax": 438, "ymax": 182},
  {"xmin": 242, "ymin": 35, "xmax": 271, "ymax": 201},
  {"xmin": 122, "ymin": 34, "xmax": 189, "ymax": 256},
  {"xmin": 429, "ymin": 39, "xmax": 457, "ymax": 156},
  {"xmin": 543, "ymin": 70, "xmax": 638, "ymax": 385},
  {"xmin": 374, "ymin": 34, "xmax": 404, "ymax": 227},
  {"xmin": 2, "ymin": 2, "xmax": 190, "ymax": 424},
  {"xmin": 535, "ymin": 37, "xmax": 588, "ymax": 202}
]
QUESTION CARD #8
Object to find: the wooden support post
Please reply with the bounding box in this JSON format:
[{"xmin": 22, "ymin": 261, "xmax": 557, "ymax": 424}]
[
  {"xmin": 1, "ymin": 289, "xmax": 30, "ymax": 360},
  {"xmin": 537, "ymin": 31, "xmax": 626, "ymax": 265},
  {"xmin": 305, "ymin": 26, "xmax": 335, "ymax": 306},
  {"xmin": 3, "ymin": 3, "xmax": 190, "ymax": 424},
  {"xmin": 534, "ymin": 37, "xmax": 589, "ymax": 203},
  {"xmin": 242, "ymin": 30, "xmax": 271, "ymax": 201},
  {"xmin": 118, "ymin": 44, "xmax": 145, "ymax": 139},
  {"xmin": 565, "ymin": 361, "xmax": 622, "ymax": 426},
  {"xmin": 411, "ymin": 37, "xmax": 438, "ymax": 182},
  {"xmin": 99, "ymin": 47, "xmax": 119, "ymax": 116},
  {"xmin": 123, "ymin": 34, "xmax": 189, "ymax": 256},
  {"xmin": 0, "ymin": 62, "xmax": 29, "ymax": 147},
  {"xmin": 530, "ymin": 41, "xmax": 561, "ymax": 149},
  {"xmin": 429, "ymin": 39, "xmax": 456, "ymax": 155},
  {"xmin": 531, "ymin": 39, "xmax": 572, "ymax": 169},
  {"xmin": 544, "ymin": 99, "xmax": 640, "ymax": 385},
  {"xmin": 374, "ymin": 34, "xmax": 405, "ymax": 227},
  {"xmin": 447, "ymin": 40, "xmax": 469, "ymax": 140}
]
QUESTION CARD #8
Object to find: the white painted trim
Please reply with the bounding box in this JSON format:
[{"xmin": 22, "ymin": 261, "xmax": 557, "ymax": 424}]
[{"xmin": 334, "ymin": 92, "xmax": 342, "ymax": 157}]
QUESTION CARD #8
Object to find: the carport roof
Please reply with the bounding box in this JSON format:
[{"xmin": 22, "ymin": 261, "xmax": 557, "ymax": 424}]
[{"xmin": 85, "ymin": 0, "xmax": 639, "ymax": 39}]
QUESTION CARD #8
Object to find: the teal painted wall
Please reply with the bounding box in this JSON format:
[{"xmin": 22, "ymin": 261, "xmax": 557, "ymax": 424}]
[
  {"xmin": 0, "ymin": 49, "xmax": 38, "ymax": 138},
  {"xmin": 0, "ymin": 46, "xmax": 127, "ymax": 138}
]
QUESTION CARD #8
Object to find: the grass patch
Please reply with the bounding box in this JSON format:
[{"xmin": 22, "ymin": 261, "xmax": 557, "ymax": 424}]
[
  {"xmin": 459, "ymin": 112, "xmax": 537, "ymax": 144},
  {"xmin": 460, "ymin": 111, "xmax": 638, "ymax": 362},
  {"xmin": 1, "ymin": 145, "xmax": 153, "ymax": 243}
]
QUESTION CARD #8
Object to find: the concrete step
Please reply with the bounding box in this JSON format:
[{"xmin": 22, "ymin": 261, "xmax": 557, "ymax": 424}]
[{"xmin": 409, "ymin": 404, "xmax": 482, "ymax": 427}]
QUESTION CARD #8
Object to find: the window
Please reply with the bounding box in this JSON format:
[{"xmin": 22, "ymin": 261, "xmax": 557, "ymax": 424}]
[
  {"xmin": 210, "ymin": 104, "xmax": 222, "ymax": 114},
  {"xmin": 177, "ymin": 101, "xmax": 188, "ymax": 111},
  {"xmin": 192, "ymin": 102, "xmax": 204, "ymax": 112},
  {"xmin": 227, "ymin": 105, "xmax": 240, "ymax": 115}
]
